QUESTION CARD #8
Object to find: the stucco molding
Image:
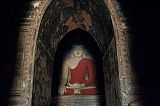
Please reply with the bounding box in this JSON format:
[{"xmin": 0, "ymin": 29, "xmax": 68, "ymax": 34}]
[
  {"xmin": 103, "ymin": 0, "xmax": 137, "ymax": 105},
  {"xmin": 10, "ymin": 0, "xmax": 52, "ymax": 106},
  {"xmin": 11, "ymin": 0, "xmax": 138, "ymax": 106}
]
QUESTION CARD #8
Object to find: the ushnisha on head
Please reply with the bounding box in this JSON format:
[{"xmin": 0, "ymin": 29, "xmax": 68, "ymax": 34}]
[{"xmin": 71, "ymin": 43, "xmax": 85, "ymax": 58}]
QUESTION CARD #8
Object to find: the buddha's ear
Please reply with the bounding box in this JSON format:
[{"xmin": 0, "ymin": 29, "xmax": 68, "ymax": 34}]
[
  {"xmin": 84, "ymin": 50, "xmax": 90, "ymax": 58},
  {"xmin": 66, "ymin": 50, "xmax": 73, "ymax": 58},
  {"xmin": 69, "ymin": 50, "xmax": 74, "ymax": 58},
  {"xmin": 62, "ymin": 53, "xmax": 71, "ymax": 64},
  {"xmin": 83, "ymin": 50, "xmax": 87, "ymax": 57},
  {"xmin": 84, "ymin": 50, "xmax": 93, "ymax": 59}
]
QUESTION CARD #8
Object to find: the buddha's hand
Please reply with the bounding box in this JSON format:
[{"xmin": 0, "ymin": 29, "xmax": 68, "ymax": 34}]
[
  {"xmin": 68, "ymin": 83, "xmax": 85, "ymax": 87},
  {"xmin": 68, "ymin": 83, "xmax": 80, "ymax": 87},
  {"xmin": 58, "ymin": 87, "xmax": 66, "ymax": 96}
]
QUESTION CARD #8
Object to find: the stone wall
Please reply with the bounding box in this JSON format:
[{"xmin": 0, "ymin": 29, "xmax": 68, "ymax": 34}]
[
  {"xmin": 103, "ymin": 38, "xmax": 121, "ymax": 106},
  {"xmin": 32, "ymin": 43, "xmax": 53, "ymax": 105},
  {"xmin": 103, "ymin": 0, "xmax": 138, "ymax": 105},
  {"xmin": 10, "ymin": 0, "xmax": 138, "ymax": 106},
  {"xmin": 31, "ymin": 0, "xmax": 114, "ymax": 105},
  {"xmin": 56, "ymin": 95, "xmax": 105, "ymax": 106}
]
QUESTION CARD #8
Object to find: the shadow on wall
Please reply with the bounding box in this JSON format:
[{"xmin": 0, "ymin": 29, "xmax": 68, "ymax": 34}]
[
  {"xmin": 118, "ymin": 0, "xmax": 160, "ymax": 105},
  {"xmin": 0, "ymin": 0, "xmax": 32, "ymax": 106}
]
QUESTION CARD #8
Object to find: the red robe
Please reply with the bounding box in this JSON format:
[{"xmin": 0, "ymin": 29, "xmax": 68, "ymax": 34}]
[{"xmin": 64, "ymin": 58, "xmax": 99, "ymax": 95}]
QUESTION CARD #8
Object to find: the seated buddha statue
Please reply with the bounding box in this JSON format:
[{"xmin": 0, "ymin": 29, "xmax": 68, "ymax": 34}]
[{"xmin": 58, "ymin": 44, "xmax": 99, "ymax": 95}]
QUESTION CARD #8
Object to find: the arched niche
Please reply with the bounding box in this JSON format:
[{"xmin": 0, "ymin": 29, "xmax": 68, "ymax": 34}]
[
  {"xmin": 11, "ymin": 0, "xmax": 137, "ymax": 106},
  {"xmin": 51, "ymin": 28, "xmax": 106, "ymax": 105},
  {"xmin": 32, "ymin": 27, "xmax": 121, "ymax": 106},
  {"xmin": 31, "ymin": 0, "xmax": 117, "ymax": 105}
]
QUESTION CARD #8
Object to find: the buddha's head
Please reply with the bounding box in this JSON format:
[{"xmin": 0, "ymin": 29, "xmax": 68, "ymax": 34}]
[{"xmin": 71, "ymin": 44, "xmax": 85, "ymax": 58}]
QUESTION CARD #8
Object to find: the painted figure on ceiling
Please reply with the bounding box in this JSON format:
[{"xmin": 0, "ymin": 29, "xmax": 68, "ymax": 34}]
[{"xmin": 58, "ymin": 43, "xmax": 99, "ymax": 95}]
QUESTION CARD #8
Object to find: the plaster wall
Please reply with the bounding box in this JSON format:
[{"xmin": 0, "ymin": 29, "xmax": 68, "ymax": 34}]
[{"xmin": 9, "ymin": 0, "xmax": 138, "ymax": 106}]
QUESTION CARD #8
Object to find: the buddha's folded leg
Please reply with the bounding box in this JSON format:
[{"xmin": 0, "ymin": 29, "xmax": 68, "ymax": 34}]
[
  {"xmin": 64, "ymin": 88, "xmax": 74, "ymax": 95},
  {"xmin": 81, "ymin": 88, "xmax": 99, "ymax": 95}
]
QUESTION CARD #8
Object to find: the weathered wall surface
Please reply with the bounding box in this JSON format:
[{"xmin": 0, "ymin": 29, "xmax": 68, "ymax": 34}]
[
  {"xmin": 31, "ymin": 0, "xmax": 115, "ymax": 105},
  {"xmin": 9, "ymin": 0, "xmax": 52, "ymax": 105},
  {"xmin": 32, "ymin": 43, "xmax": 53, "ymax": 105},
  {"xmin": 103, "ymin": 0, "xmax": 138, "ymax": 105},
  {"xmin": 103, "ymin": 38, "xmax": 121, "ymax": 106},
  {"xmin": 9, "ymin": 0, "xmax": 138, "ymax": 106},
  {"xmin": 56, "ymin": 95, "xmax": 105, "ymax": 106}
]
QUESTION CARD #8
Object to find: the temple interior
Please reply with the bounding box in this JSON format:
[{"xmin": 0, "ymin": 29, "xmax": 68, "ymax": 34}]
[
  {"xmin": 32, "ymin": 27, "xmax": 121, "ymax": 105},
  {"xmin": 1, "ymin": 0, "xmax": 160, "ymax": 106},
  {"xmin": 31, "ymin": 1, "xmax": 122, "ymax": 105}
]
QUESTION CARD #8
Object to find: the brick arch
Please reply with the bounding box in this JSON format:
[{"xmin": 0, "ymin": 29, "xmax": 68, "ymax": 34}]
[{"xmin": 10, "ymin": 0, "xmax": 137, "ymax": 106}]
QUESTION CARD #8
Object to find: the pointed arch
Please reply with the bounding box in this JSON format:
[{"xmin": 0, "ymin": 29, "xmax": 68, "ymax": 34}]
[{"xmin": 11, "ymin": 0, "xmax": 137, "ymax": 106}]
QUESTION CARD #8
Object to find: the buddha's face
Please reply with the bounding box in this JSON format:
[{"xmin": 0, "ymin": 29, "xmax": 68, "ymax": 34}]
[{"xmin": 72, "ymin": 47, "xmax": 84, "ymax": 58}]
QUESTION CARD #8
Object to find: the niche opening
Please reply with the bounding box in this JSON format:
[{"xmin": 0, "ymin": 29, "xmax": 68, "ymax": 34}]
[{"xmin": 51, "ymin": 28, "xmax": 105, "ymax": 105}]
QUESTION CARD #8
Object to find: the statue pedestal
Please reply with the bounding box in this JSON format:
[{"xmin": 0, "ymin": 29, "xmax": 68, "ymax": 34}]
[{"xmin": 53, "ymin": 95, "xmax": 105, "ymax": 106}]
